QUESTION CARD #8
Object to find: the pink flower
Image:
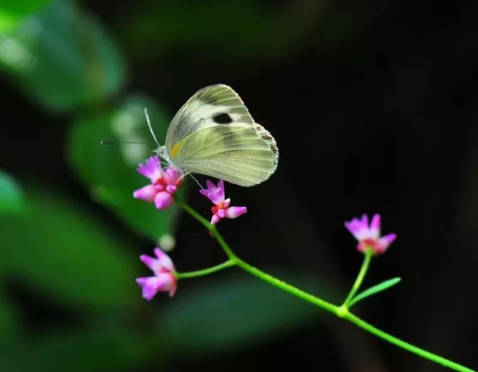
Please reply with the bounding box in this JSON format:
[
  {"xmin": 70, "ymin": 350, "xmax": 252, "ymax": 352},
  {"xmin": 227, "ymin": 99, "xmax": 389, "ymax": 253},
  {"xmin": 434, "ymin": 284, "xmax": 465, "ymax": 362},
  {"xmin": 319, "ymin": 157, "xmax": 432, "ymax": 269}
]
[
  {"xmin": 345, "ymin": 214, "xmax": 397, "ymax": 255},
  {"xmin": 136, "ymin": 247, "xmax": 177, "ymax": 300},
  {"xmin": 200, "ymin": 180, "xmax": 247, "ymax": 224},
  {"xmin": 133, "ymin": 156, "xmax": 184, "ymax": 210}
]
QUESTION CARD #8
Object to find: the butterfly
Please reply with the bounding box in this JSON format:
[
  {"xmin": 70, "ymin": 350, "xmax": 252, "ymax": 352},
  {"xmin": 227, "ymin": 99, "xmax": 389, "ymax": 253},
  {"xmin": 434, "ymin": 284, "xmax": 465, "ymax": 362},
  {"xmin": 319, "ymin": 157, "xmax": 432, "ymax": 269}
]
[{"xmin": 147, "ymin": 84, "xmax": 279, "ymax": 187}]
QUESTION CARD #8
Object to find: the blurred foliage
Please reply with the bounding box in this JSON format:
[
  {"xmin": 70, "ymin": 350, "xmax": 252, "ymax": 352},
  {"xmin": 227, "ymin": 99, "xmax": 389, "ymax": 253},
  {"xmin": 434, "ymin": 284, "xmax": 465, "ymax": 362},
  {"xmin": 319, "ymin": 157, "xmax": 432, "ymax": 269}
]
[
  {"xmin": 161, "ymin": 271, "xmax": 327, "ymax": 355},
  {"xmin": 0, "ymin": 292, "xmax": 17, "ymax": 347},
  {"xmin": 0, "ymin": 0, "xmax": 54, "ymax": 34},
  {"xmin": 118, "ymin": 0, "xmax": 324, "ymax": 65},
  {"xmin": 0, "ymin": 186, "xmax": 139, "ymax": 309},
  {"xmin": 0, "ymin": 0, "xmax": 332, "ymax": 370},
  {"xmin": 0, "ymin": 0, "xmax": 125, "ymax": 112},
  {"xmin": 68, "ymin": 95, "xmax": 186, "ymax": 247},
  {"xmin": 0, "ymin": 326, "xmax": 155, "ymax": 372},
  {"xmin": 0, "ymin": 170, "xmax": 24, "ymax": 215}
]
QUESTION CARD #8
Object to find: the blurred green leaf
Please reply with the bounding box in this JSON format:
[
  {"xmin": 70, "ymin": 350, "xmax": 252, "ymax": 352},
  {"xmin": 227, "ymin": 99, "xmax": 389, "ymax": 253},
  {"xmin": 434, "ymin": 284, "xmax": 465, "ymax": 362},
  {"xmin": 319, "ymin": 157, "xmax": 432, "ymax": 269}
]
[
  {"xmin": 0, "ymin": 0, "xmax": 126, "ymax": 112},
  {"xmin": 118, "ymin": 0, "xmax": 324, "ymax": 64},
  {"xmin": 122, "ymin": 1, "xmax": 271, "ymax": 52},
  {"xmin": 161, "ymin": 270, "xmax": 329, "ymax": 354},
  {"xmin": 0, "ymin": 0, "xmax": 54, "ymax": 34},
  {"xmin": 0, "ymin": 187, "xmax": 139, "ymax": 309},
  {"xmin": 349, "ymin": 277, "xmax": 401, "ymax": 307},
  {"xmin": 0, "ymin": 325, "xmax": 155, "ymax": 372},
  {"xmin": 68, "ymin": 95, "xmax": 184, "ymax": 248},
  {"xmin": 0, "ymin": 295, "xmax": 18, "ymax": 346},
  {"xmin": 0, "ymin": 170, "xmax": 24, "ymax": 215}
]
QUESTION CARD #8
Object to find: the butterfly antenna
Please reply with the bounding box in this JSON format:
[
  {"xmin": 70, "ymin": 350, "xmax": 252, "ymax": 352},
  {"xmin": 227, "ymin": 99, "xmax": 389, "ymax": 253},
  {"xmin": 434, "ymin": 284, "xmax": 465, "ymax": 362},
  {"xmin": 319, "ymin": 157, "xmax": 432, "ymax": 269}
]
[
  {"xmin": 101, "ymin": 140, "xmax": 147, "ymax": 145},
  {"xmin": 186, "ymin": 172, "xmax": 204, "ymax": 190},
  {"xmin": 144, "ymin": 108, "xmax": 161, "ymax": 148}
]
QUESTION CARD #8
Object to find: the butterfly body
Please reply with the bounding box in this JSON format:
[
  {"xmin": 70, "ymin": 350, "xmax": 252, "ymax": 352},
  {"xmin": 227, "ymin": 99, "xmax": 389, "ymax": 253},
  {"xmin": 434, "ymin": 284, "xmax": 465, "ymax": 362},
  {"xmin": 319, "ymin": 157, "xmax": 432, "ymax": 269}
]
[{"xmin": 153, "ymin": 84, "xmax": 279, "ymax": 187}]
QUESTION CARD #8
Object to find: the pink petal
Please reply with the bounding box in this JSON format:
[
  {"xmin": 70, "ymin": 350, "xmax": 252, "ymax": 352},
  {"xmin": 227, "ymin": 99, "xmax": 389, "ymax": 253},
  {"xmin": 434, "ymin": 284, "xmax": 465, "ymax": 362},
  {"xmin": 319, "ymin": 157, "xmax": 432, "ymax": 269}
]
[
  {"xmin": 217, "ymin": 209, "xmax": 227, "ymax": 218},
  {"xmin": 163, "ymin": 274, "xmax": 178, "ymax": 297},
  {"xmin": 200, "ymin": 179, "xmax": 225, "ymax": 205},
  {"xmin": 136, "ymin": 274, "xmax": 177, "ymax": 300},
  {"xmin": 140, "ymin": 254, "xmax": 162, "ymax": 273},
  {"xmin": 226, "ymin": 206, "xmax": 247, "ymax": 219},
  {"xmin": 154, "ymin": 247, "xmax": 175, "ymax": 272},
  {"xmin": 206, "ymin": 180, "xmax": 216, "ymax": 189},
  {"xmin": 165, "ymin": 167, "xmax": 184, "ymax": 186},
  {"xmin": 211, "ymin": 214, "xmax": 221, "ymax": 224},
  {"xmin": 166, "ymin": 185, "xmax": 177, "ymax": 194},
  {"xmin": 369, "ymin": 214, "xmax": 381, "ymax": 239},
  {"xmin": 356, "ymin": 241, "xmax": 367, "ymax": 253},
  {"xmin": 154, "ymin": 191, "xmax": 174, "ymax": 210},
  {"xmin": 361, "ymin": 214, "xmax": 369, "ymax": 227},
  {"xmin": 133, "ymin": 185, "xmax": 157, "ymax": 202},
  {"xmin": 344, "ymin": 219, "xmax": 363, "ymax": 239},
  {"xmin": 217, "ymin": 180, "xmax": 225, "ymax": 200},
  {"xmin": 345, "ymin": 217, "xmax": 372, "ymax": 240},
  {"xmin": 137, "ymin": 156, "xmax": 163, "ymax": 183},
  {"xmin": 155, "ymin": 272, "xmax": 177, "ymax": 294},
  {"xmin": 136, "ymin": 276, "xmax": 160, "ymax": 301},
  {"xmin": 376, "ymin": 233, "xmax": 397, "ymax": 253}
]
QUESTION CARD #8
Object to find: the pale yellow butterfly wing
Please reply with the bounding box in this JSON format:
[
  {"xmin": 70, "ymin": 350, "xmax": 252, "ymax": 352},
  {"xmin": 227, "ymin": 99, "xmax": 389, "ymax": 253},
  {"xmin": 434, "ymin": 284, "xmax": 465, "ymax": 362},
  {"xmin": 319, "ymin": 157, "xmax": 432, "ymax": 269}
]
[
  {"xmin": 165, "ymin": 85, "xmax": 278, "ymax": 187},
  {"xmin": 166, "ymin": 84, "xmax": 254, "ymax": 154}
]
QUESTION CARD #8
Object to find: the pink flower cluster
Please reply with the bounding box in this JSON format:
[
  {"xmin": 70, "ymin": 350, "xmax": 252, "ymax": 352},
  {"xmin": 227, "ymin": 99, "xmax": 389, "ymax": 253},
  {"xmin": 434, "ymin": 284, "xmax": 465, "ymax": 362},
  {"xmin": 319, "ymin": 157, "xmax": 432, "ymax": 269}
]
[
  {"xmin": 133, "ymin": 156, "xmax": 183, "ymax": 210},
  {"xmin": 136, "ymin": 248, "xmax": 177, "ymax": 300},
  {"xmin": 345, "ymin": 214, "xmax": 396, "ymax": 255},
  {"xmin": 133, "ymin": 157, "xmax": 249, "ymax": 301},
  {"xmin": 133, "ymin": 157, "xmax": 400, "ymax": 303},
  {"xmin": 133, "ymin": 156, "xmax": 247, "ymax": 226},
  {"xmin": 200, "ymin": 180, "xmax": 247, "ymax": 224}
]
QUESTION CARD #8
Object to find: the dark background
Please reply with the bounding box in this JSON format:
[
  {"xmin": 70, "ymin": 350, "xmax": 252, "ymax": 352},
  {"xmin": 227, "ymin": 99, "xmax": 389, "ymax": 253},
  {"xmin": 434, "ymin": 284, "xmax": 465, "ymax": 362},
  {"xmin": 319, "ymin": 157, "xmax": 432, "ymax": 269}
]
[{"xmin": 0, "ymin": 0, "xmax": 477, "ymax": 371}]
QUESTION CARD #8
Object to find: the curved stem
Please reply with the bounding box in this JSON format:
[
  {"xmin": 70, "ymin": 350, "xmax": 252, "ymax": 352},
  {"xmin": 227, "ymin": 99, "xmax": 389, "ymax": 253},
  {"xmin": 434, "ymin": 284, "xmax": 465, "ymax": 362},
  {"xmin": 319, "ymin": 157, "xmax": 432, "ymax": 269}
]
[
  {"xmin": 177, "ymin": 201, "xmax": 476, "ymax": 372},
  {"xmin": 210, "ymin": 225, "xmax": 236, "ymax": 259},
  {"xmin": 176, "ymin": 199, "xmax": 237, "ymax": 260},
  {"xmin": 235, "ymin": 259, "xmax": 474, "ymax": 372},
  {"xmin": 176, "ymin": 200, "xmax": 211, "ymax": 230},
  {"xmin": 341, "ymin": 249, "xmax": 373, "ymax": 308},
  {"xmin": 235, "ymin": 258, "xmax": 339, "ymax": 315},
  {"xmin": 344, "ymin": 313, "xmax": 475, "ymax": 372},
  {"xmin": 175, "ymin": 260, "xmax": 235, "ymax": 279}
]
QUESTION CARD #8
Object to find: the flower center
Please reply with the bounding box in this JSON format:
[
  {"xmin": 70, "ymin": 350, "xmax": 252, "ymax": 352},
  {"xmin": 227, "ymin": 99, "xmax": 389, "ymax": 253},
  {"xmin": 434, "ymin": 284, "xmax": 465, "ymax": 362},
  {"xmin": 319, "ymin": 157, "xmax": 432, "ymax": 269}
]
[{"xmin": 361, "ymin": 238, "xmax": 377, "ymax": 250}]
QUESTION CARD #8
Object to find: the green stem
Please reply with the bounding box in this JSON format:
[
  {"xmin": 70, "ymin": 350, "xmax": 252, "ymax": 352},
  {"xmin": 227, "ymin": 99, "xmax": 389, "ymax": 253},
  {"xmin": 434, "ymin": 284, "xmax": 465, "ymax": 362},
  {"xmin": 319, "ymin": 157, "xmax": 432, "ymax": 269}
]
[
  {"xmin": 344, "ymin": 313, "xmax": 475, "ymax": 372},
  {"xmin": 176, "ymin": 199, "xmax": 237, "ymax": 260},
  {"xmin": 235, "ymin": 258, "xmax": 339, "ymax": 315},
  {"xmin": 177, "ymin": 201, "xmax": 476, "ymax": 372},
  {"xmin": 341, "ymin": 249, "xmax": 373, "ymax": 308},
  {"xmin": 235, "ymin": 259, "xmax": 474, "ymax": 372},
  {"xmin": 210, "ymin": 225, "xmax": 237, "ymax": 259},
  {"xmin": 176, "ymin": 200, "xmax": 211, "ymax": 230},
  {"xmin": 175, "ymin": 260, "xmax": 235, "ymax": 279}
]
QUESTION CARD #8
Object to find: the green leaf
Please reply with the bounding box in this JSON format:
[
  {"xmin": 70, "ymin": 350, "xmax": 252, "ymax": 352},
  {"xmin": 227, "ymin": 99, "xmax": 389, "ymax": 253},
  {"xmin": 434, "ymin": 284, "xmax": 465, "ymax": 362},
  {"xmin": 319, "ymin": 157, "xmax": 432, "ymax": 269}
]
[
  {"xmin": 161, "ymin": 269, "xmax": 331, "ymax": 354},
  {"xmin": 0, "ymin": 325, "xmax": 155, "ymax": 372},
  {"xmin": 118, "ymin": 0, "xmax": 320, "ymax": 65},
  {"xmin": 68, "ymin": 95, "xmax": 184, "ymax": 248},
  {"xmin": 0, "ymin": 0, "xmax": 126, "ymax": 112},
  {"xmin": 0, "ymin": 295, "xmax": 18, "ymax": 347},
  {"xmin": 0, "ymin": 0, "xmax": 54, "ymax": 34},
  {"xmin": 0, "ymin": 170, "xmax": 24, "ymax": 215},
  {"xmin": 0, "ymin": 186, "xmax": 139, "ymax": 309},
  {"xmin": 121, "ymin": 1, "xmax": 272, "ymax": 55},
  {"xmin": 349, "ymin": 277, "xmax": 401, "ymax": 307}
]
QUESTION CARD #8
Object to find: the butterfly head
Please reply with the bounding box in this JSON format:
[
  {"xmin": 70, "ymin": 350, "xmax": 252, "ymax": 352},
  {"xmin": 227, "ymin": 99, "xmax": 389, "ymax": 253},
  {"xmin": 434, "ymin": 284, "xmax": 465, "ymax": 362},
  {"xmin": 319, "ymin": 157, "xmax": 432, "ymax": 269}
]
[
  {"xmin": 153, "ymin": 145, "xmax": 182, "ymax": 171},
  {"xmin": 152, "ymin": 145, "xmax": 167, "ymax": 160}
]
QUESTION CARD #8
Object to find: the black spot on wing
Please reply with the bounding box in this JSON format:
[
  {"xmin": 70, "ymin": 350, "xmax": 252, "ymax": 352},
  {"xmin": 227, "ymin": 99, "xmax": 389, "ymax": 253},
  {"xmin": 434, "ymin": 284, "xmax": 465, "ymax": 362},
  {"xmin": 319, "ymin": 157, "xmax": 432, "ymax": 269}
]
[{"xmin": 212, "ymin": 113, "xmax": 233, "ymax": 124}]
